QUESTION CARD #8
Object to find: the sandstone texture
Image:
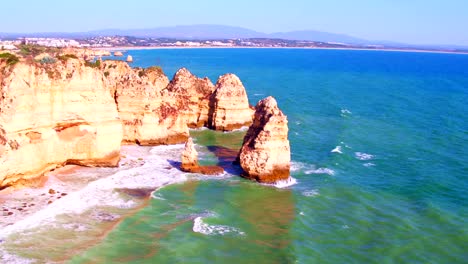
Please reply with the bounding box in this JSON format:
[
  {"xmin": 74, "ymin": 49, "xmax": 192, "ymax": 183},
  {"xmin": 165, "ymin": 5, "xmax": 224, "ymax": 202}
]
[
  {"xmin": 180, "ymin": 137, "xmax": 199, "ymax": 172},
  {"xmin": 238, "ymin": 96, "xmax": 291, "ymax": 183},
  {"xmin": 164, "ymin": 68, "xmax": 215, "ymax": 128},
  {"xmin": 105, "ymin": 62, "xmax": 188, "ymax": 145},
  {"xmin": 0, "ymin": 58, "xmax": 123, "ymax": 189},
  {"xmin": 208, "ymin": 74, "xmax": 254, "ymax": 131}
]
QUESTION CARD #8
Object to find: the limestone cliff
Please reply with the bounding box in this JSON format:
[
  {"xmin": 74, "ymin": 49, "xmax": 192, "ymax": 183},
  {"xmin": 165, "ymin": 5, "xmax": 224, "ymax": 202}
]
[
  {"xmin": 164, "ymin": 68, "xmax": 215, "ymax": 128},
  {"xmin": 105, "ymin": 62, "xmax": 188, "ymax": 145},
  {"xmin": 0, "ymin": 58, "xmax": 123, "ymax": 189},
  {"xmin": 0, "ymin": 50, "xmax": 273, "ymax": 189},
  {"xmin": 208, "ymin": 73, "xmax": 254, "ymax": 131},
  {"xmin": 238, "ymin": 96, "xmax": 291, "ymax": 183}
]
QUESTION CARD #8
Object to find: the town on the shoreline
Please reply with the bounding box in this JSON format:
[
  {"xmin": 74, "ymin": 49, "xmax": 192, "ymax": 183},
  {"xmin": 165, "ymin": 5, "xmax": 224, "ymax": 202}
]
[{"xmin": 1, "ymin": 36, "xmax": 467, "ymax": 54}]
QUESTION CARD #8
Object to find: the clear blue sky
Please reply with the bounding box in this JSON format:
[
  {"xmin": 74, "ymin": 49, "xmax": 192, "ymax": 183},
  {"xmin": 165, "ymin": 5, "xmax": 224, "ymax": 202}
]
[{"xmin": 1, "ymin": 0, "xmax": 467, "ymax": 45}]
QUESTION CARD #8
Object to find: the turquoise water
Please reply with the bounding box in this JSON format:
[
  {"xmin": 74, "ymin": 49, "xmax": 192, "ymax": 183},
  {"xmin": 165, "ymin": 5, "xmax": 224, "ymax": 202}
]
[{"xmin": 75, "ymin": 49, "xmax": 466, "ymax": 263}]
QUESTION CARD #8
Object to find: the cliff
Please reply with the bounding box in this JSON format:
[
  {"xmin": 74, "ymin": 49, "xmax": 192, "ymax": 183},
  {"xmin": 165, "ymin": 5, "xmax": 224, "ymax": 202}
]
[
  {"xmin": 164, "ymin": 68, "xmax": 215, "ymax": 128},
  {"xmin": 0, "ymin": 58, "xmax": 122, "ymax": 189},
  {"xmin": 0, "ymin": 50, "xmax": 269, "ymax": 190},
  {"xmin": 238, "ymin": 96, "xmax": 291, "ymax": 183},
  {"xmin": 208, "ymin": 74, "xmax": 254, "ymax": 131}
]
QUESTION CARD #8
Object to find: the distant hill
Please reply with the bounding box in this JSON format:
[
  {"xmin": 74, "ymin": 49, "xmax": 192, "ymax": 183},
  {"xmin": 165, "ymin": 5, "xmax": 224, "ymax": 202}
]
[{"xmin": 269, "ymin": 30, "xmax": 369, "ymax": 44}]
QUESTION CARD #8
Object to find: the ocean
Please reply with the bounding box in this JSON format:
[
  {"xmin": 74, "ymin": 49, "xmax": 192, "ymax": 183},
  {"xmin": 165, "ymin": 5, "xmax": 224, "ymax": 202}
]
[{"xmin": 1, "ymin": 48, "xmax": 467, "ymax": 263}]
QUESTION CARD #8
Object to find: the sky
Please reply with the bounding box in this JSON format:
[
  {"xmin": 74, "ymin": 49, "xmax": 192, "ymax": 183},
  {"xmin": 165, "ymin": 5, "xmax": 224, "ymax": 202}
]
[{"xmin": 1, "ymin": 0, "xmax": 467, "ymax": 46}]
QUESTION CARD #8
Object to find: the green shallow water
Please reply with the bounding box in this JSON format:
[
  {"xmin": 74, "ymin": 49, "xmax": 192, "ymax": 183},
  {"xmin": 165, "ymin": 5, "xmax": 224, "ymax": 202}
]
[{"xmin": 2, "ymin": 49, "xmax": 467, "ymax": 263}]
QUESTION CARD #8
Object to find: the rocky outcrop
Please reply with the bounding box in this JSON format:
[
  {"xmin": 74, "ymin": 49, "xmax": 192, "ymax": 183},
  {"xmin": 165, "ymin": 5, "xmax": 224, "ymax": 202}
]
[
  {"xmin": 0, "ymin": 58, "xmax": 123, "ymax": 189},
  {"xmin": 180, "ymin": 137, "xmax": 224, "ymax": 175},
  {"xmin": 104, "ymin": 62, "xmax": 188, "ymax": 145},
  {"xmin": 180, "ymin": 137, "xmax": 199, "ymax": 172},
  {"xmin": 164, "ymin": 68, "xmax": 215, "ymax": 128},
  {"xmin": 208, "ymin": 74, "xmax": 254, "ymax": 131},
  {"xmin": 126, "ymin": 55, "xmax": 133, "ymax": 63},
  {"xmin": 0, "ymin": 51, "xmax": 270, "ymax": 189},
  {"xmin": 114, "ymin": 51, "xmax": 123, "ymax": 57},
  {"xmin": 238, "ymin": 96, "xmax": 290, "ymax": 183}
]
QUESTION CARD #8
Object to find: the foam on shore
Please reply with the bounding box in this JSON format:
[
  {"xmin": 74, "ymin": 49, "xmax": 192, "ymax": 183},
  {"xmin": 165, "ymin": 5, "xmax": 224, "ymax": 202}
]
[{"xmin": 0, "ymin": 144, "xmax": 187, "ymax": 240}]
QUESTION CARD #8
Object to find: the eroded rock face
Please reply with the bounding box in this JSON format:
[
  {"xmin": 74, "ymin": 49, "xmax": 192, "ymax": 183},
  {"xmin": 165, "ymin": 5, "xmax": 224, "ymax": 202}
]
[
  {"xmin": 180, "ymin": 137, "xmax": 199, "ymax": 172},
  {"xmin": 0, "ymin": 59, "xmax": 123, "ymax": 189},
  {"xmin": 164, "ymin": 68, "xmax": 215, "ymax": 128},
  {"xmin": 238, "ymin": 96, "xmax": 291, "ymax": 183},
  {"xmin": 208, "ymin": 74, "xmax": 254, "ymax": 131},
  {"xmin": 180, "ymin": 137, "xmax": 224, "ymax": 175},
  {"xmin": 105, "ymin": 61, "xmax": 189, "ymax": 145}
]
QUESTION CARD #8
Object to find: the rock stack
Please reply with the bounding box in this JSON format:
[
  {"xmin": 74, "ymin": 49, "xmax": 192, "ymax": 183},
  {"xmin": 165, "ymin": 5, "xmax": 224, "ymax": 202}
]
[
  {"xmin": 126, "ymin": 55, "xmax": 133, "ymax": 62},
  {"xmin": 208, "ymin": 74, "xmax": 254, "ymax": 131},
  {"xmin": 180, "ymin": 137, "xmax": 224, "ymax": 175},
  {"xmin": 237, "ymin": 96, "xmax": 291, "ymax": 183}
]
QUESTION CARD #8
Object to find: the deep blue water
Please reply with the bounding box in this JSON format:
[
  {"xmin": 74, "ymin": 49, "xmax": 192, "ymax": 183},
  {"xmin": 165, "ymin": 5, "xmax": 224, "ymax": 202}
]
[{"xmin": 74, "ymin": 48, "xmax": 468, "ymax": 263}]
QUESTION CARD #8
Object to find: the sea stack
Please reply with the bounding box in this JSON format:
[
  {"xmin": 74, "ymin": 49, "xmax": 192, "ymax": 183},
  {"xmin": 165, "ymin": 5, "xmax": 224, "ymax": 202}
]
[
  {"xmin": 208, "ymin": 74, "xmax": 254, "ymax": 131},
  {"xmin": 114, "ymin": 51, "xmax": 123, "ymax": 57},
  {"xmin": 180, "ymin": 137, "xmax": 224, "ymax": 175},
  {"xmin": 180, "ymin": 137, "xmax": 199, "ymax": 172},
  {"xmin": 126, "ymin": 55, "xmax": 133, "ymax": 62},
  {"xmin": 238, "ymin": 96, "xmax": 291, "ymax": 183}
]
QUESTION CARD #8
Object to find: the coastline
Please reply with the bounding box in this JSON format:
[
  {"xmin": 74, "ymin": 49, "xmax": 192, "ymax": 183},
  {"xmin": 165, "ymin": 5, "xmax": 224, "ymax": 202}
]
[
  {"xmin": 0, "ymin": 144, "xmax": 190, "ymax": 262},
  {"xmin": 93, "ymin": 45, "xmax": 468, "ymax": 56}
]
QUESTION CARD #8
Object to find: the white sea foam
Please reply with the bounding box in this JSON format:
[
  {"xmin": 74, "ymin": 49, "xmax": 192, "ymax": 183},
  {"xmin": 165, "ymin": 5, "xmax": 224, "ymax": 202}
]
[
  {"xmin": 223, "ymin": 126, "xmax": 249, "ymax": 133},
  {"xmin": 331, "ymin": 146, "xmax": 343, "ymax": 154},
  {"xmin": 192, "ymin": 217, "xmax": 245, "ymax": 236},
  {"xmin": 0, "ymin": 145, "xmax": 188, "ymax": 240},
  {"xmin": 363, "ymin": 162, "xmax": 376, "ymax": 167},
  {"xmin": 340, "ymin": 109, "xmax": 352, "ymax": 117},
  {"xmin": 302, "ymin": 189, "xmax": 320, "ymax": 197},
  {"xmin": 270, "ymin": 177, "xmax": 297, "ymax": 188},
  {"xmin": 290, "ymin": 162, "xmax": 307, "ymax": 172},
  {"xmin": 299, "ymin": 211, "xmax": 305, "ymax": 216},
  {"xmin": 355, "ymin": 152, "xmax": 374, "ymax": 161},
  {"xmin": 305, "ymin": 168, "xmax": 335, "ymax": 176}
]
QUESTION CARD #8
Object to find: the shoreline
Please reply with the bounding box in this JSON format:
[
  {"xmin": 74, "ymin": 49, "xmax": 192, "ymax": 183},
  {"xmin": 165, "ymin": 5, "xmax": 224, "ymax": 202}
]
[
  {"xmin": 0, "ymin": 144, "xmax": 190, "ymax": 262},
  {"xmin": 93, "ymin": 45, "xmax": 468, "ymax": 56}
]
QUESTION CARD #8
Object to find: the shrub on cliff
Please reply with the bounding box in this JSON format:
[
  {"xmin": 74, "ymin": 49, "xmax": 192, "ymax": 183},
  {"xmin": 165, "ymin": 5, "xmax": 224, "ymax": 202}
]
[
  {"xmin": 56, "ymin": 54, "xmax": 78, "ymax": 62},
  {"xmin": 38, "ymin": 56, "xmax": 57, "ymax": 64},
  {"xmin": 85, "ymin": 59, "xmax": 101, "ymax": 68},
  {"xmin": 0, "ymin": 53, "xmax": 19, "ymax": 66}
]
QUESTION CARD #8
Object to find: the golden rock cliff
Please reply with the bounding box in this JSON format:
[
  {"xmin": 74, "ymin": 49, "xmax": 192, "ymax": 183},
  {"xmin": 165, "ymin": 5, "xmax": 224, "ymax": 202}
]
[
  {"xmin": 208, "ymin": 73, "xmax": 254, "ymax": 131},
  {"xmin": 238, "ymin": 96, "xmax": 291, "ymax": 184},
  {"xmin": 0, "ymin": 59, "xmax": 123, "ymax": 189}
]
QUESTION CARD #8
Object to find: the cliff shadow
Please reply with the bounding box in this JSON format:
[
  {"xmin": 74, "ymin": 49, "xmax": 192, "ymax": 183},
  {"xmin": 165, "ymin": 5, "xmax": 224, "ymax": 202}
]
[
  {"xmin": 166, "ymin": 160, "xmax": 184, "ymax": 172},
  {"xmin": 206, "ymin": 145, "xmax": 243, "ymax": 175}
]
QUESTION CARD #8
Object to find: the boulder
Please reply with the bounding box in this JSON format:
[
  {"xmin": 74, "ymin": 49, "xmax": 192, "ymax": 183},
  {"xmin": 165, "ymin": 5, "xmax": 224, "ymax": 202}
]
[
  {"xmin": 126, "ymin": 55, "xmax": 133, "ymax": 63},
  {"xmin": 238, "ymin": 96, "xmax": 291, "ymax": 183},
  {"xmin": 208, "ymin": 74, "xmax": 254, "ymax": 131}
]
